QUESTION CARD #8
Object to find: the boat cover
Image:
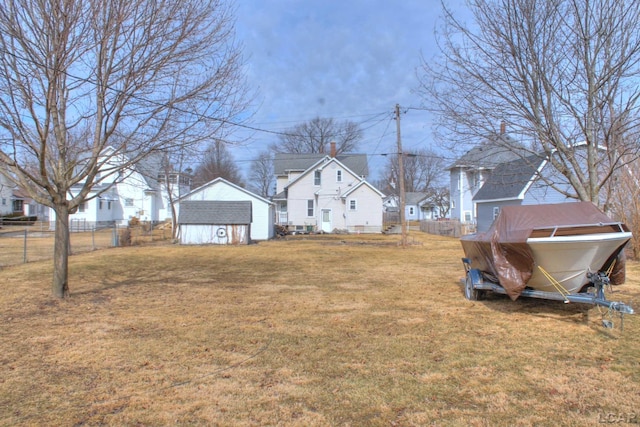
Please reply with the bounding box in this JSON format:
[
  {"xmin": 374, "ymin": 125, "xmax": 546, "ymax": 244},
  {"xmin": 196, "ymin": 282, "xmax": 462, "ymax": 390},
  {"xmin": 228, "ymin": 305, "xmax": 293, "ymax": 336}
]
[{"xmin": 461, "ymin": 202, "xmax": 628, "ymax": 300}]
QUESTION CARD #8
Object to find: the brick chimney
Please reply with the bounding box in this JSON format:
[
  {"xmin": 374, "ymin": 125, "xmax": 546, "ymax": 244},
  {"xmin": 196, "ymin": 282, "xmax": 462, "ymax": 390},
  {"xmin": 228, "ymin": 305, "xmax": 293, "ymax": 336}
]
[
  {"xmin": 330, "ymin": 141, "xmax": 336, "ymax": 157},
  {"xmin": 500, "ymin": 121, "xmax": 506, "ymax": 135}
]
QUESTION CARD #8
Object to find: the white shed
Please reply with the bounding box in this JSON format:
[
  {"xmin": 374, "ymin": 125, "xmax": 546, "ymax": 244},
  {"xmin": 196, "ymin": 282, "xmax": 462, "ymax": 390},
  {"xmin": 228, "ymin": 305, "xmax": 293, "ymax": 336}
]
[
  {"xmin": 178, "ymin": 200, "xmax": 251, "ymax": 245},
  {"xmin": 179, "ymin": 178, "xmax": 274, "ymax": 241}
]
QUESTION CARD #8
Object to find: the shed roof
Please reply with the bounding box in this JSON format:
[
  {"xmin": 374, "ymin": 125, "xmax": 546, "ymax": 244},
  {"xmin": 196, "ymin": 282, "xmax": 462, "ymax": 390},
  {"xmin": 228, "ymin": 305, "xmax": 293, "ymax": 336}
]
[{"xmin": 178, "ymin": 200, "xmax": 252, "ymax": 225}]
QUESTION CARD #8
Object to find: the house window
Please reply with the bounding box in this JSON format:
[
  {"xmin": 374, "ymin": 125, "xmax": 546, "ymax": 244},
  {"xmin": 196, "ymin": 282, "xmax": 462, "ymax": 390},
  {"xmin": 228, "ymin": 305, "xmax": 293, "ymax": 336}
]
[
  {"xmin": 307, "ymin": 199, "xmax": 314, "ymax": 217},
  {"xmin": 78, "ymin": 203, "xmax": 86, "ymax": 213},
  {"xmin": 464, "ymin": 211, "xmax": 472, "ymax": 223},
  {"xmin": 336, "ymin": 170, "xmax": 343, "ymax": 182},
  {"xmin": 13, "ymin": 199, "xmax": 23, "ymax": 212},
  {"xmin": 409, "ymin": 206, "xmax": 415, "ymax": 216},
  {"xmin": 99, "ymin": 199, "xmax": 103, "ymax": 210},
  {"xmin": 314, "ymin": 170, "xmax": 321, "ymax": 186},
  {"xmin": 451, "ymin": 200, "xmax": 455, "ymax": 209},
  {"xmin": 108, "ymin": 201, "xmax": 112, "ymax": 210},
  {"xmin": 125, "ymin": 198, "xmax": 134, "ymax": 207},
  {"xmin": 2, "ymin": 198, "xmax": 5, "ymax": 206},
  {"xmin": 493, "ymin": 206, "xmax": 500, "ymax": 220},
  {"xmin": 349, "ymin": 199, "xmax": 357, "ymax": 211}
]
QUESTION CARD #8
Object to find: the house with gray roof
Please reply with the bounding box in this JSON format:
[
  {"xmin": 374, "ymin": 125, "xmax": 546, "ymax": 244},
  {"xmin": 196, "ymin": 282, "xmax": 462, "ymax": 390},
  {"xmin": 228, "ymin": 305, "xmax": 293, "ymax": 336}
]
[
  {"xmin": 384, "ymin": 192, "xmax": 441, "ymax": 222},
  {"xmin": 178, "ymin": 200, "xmax": 252, "ymax": 245},
  {"xmin": 448, "ymin": 132, "xmax": 526, "ymax": 224},
  {"xmin": 472, "ymin": 153, "xmax": 576, "ymax": 232},
  {"xmin": 273, "ymin": 143, "xmax": 383, "ymax": 233}
]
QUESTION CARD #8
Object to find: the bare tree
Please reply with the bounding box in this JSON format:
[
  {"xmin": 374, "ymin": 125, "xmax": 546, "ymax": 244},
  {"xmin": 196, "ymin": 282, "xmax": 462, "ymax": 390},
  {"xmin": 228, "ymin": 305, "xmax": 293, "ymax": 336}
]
[
  {"xmin": 0, "ymin": 0, "xmax": 249, "ymax": 298},
  {"xmin": 271, "ymin": 117, "xmax": 363, "ymax": 154},
  {"xmin": 608, "ymin": 157, "xmax": 640, "ymax": 259},
  {"xmin": 431, "ymin": 186, "xmax": 450, "ymax": 219},
  {"xmin": 418, "ymin": 0, "xmax": 640, "ymax": 205},
  {"xmin": 191, "ymin": 140, "xmax": 244, "ymax": 188},
  {"xmin": 248, "ymin": 151, "xmax": 274, "ymax": 198},
  {"xmin": 382, "ymin": 149, "xmax": 446, "ymax": 193}
]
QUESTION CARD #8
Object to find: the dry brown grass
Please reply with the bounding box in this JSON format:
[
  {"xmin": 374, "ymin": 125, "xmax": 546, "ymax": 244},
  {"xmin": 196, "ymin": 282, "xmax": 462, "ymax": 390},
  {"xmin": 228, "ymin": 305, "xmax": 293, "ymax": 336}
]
[{"xmin": 1, "ymin": 232, "xmax": 638, "ymax": 426}]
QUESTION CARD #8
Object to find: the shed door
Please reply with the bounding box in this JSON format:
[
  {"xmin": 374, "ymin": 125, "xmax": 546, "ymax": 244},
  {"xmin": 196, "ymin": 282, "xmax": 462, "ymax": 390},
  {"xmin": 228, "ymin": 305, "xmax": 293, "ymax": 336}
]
[{"xmin": 321, "ymin": 209, "xmax": 332, "ymax": 233}]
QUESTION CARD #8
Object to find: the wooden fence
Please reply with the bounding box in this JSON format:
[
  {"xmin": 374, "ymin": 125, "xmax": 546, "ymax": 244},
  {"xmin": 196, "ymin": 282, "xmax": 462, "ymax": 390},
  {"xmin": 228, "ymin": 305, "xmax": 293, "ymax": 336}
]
[{"xmin": 419, "ymin": 220, "xmax": 476, "ymax": 238}]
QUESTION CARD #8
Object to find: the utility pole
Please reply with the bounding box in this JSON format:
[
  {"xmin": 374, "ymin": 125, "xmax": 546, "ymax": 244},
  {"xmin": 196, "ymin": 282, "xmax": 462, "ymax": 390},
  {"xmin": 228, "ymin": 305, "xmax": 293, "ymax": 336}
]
[{"xmin": 395, "ymin": 104, "xmax": 407, "ymax": 247}]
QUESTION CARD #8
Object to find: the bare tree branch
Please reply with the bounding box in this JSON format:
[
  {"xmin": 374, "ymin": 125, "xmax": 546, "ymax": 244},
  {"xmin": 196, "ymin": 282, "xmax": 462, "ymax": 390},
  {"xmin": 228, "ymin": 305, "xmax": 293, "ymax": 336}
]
[
  {"xmin": 418, "ymin": 0, "xmax": 640, "ymax": 205},
  {"xmin": 0, "ymin": 0, "xmax": 250, "ymax": 297}
]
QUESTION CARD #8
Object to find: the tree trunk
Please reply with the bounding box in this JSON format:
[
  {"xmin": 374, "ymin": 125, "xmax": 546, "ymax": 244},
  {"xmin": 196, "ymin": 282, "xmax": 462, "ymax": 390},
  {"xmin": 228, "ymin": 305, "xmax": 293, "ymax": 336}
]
[{"xmin": 52, "ymin": 205, "xmax": 70, "ymax": 298}]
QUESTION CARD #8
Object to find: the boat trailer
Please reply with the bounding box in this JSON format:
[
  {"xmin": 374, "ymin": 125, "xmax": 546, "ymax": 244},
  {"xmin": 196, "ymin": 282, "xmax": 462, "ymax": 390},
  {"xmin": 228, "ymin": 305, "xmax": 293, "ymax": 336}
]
[{"xmin": 462, "ymin": 258, "xmax": 635, "ymax": 329}]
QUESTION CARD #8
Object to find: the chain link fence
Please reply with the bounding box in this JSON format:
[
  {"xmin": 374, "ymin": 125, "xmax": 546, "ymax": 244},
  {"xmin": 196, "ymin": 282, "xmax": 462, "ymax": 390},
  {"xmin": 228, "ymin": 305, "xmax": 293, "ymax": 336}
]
[{"xmin": 0, "ymin": 222, "xmax": 173, "ymax": 268}]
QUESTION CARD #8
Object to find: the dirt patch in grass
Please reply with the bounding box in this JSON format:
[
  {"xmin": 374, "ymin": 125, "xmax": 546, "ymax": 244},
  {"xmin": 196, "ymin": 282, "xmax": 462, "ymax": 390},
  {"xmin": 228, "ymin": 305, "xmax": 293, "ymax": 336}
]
[{"xmin": 1, "ymin": 232, "xmax": 638, "ymax": 426}]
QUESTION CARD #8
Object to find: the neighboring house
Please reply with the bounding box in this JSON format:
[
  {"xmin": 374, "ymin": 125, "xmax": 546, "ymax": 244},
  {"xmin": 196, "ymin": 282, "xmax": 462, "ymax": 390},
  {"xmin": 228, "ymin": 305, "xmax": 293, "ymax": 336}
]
[
  {"xmin": 178, "ymin": 200, "xmax": 252, "ymax": 245},
  {"xmin": 50, "ymin": 147, "xmax": 191, "ymax": 228},
  {"xmin": 11, "ymin": 188, "xmax": 50, "ymax": 220},
  {"xmin": 273, "ymin": 144, "xmax": 384, "ymax": 233},
  {"xmin": 448, "ymin": 131, "xmax": 523, "ymax": 224},
  {"xmin": 472, "ymin": 153, "xmax": 576, "ymax": 232},
  {"xmin": 178, "ymin": 177, "xmax": 274, "ymax": 241},
  {"xmin": 382, "ymin": 194, "xmax": 398, "ymax": 212},
  {"xmin": 0, "ymin": 170, "xmax": 50, "ymax": 220},
  {"xmin": 0, "ymin": 172, "xmax": 14, "ymax": 216},
  {"xmin": 384, "ymin": 192, "xmax": 441, "ymax": 221}
]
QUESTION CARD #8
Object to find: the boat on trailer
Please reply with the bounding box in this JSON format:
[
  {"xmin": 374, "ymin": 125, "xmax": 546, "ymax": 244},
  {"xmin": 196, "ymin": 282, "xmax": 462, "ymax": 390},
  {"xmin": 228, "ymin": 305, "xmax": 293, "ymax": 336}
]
[{"xmin": 460, "ymin": 202, "xmax": 634, "ymax": 327}]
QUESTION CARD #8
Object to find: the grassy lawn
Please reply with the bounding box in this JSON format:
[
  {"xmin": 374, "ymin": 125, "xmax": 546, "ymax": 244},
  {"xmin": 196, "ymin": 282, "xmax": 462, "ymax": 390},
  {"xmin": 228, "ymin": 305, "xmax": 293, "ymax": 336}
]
[{"xmin": 1, "ymin": 232, "xmax": 638, "ymax": 426}]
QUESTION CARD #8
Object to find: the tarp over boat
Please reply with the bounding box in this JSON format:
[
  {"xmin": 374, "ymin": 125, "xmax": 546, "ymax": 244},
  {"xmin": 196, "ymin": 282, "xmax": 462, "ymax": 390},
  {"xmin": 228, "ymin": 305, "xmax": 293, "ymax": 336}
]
[{"xmin": 460, "ymin": 202, "xmax": 628, "ymax": 300}]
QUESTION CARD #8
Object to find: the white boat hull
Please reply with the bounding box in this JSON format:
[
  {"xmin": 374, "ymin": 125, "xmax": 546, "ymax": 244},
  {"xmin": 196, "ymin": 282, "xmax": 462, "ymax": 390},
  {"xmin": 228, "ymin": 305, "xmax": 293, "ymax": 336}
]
[{"xmin": 526, "ymin": 232, "xmax": 632, "ymax": 293}]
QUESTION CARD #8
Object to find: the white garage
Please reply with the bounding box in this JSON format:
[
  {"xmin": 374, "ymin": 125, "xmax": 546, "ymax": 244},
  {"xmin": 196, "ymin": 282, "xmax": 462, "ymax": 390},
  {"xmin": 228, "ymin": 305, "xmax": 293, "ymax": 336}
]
[
  {"xmin": 178, "ymin": 177, "xmax": 274, "ymax": 241},
  {"xmin": 178, "ymin": 200, "xmax": 252, "ymax": 245}
]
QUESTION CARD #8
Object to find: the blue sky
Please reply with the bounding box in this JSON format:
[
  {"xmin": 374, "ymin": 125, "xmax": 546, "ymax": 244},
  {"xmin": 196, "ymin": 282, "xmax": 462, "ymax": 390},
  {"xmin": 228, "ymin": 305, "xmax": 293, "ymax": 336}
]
[{"xmin": 230, "ymin": 0, "xmax": 461, "ymax": 181}]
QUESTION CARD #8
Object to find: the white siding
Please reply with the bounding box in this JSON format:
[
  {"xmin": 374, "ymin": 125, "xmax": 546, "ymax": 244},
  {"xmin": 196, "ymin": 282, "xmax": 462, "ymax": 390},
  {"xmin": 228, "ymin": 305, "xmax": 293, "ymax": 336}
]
[
  {"xmin": 182, "ymin": 179, "xmax": 274, "ymax": 241},
  {"xmin": 180, "ymin": 224, "xmax": 249, "ymax": 245},
  {"xmin": 343, "ymin": 184, "xmax": 383, "ymax": 232}
]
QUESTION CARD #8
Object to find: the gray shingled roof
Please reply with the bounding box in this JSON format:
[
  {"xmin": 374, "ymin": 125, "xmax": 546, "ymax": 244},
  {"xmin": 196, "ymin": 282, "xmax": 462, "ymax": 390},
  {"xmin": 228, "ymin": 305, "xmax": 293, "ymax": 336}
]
[
  {"xmin": 273, "ymin": 153, "xmax": 369, "ymax": 178},
  {"xmin": 448, "ymin": 135, "xmax": 526, "ymax": 170},
  {"xmin": 405, "ymin": 192, "xmax": 429, "ymax": 205},
  {"xmin": 178, "ymin": 200, "xmax": 252, "ymax": 225},
  {"xmin": 473, "ymin": 154, "xmax": 546, "ymax": 202}
]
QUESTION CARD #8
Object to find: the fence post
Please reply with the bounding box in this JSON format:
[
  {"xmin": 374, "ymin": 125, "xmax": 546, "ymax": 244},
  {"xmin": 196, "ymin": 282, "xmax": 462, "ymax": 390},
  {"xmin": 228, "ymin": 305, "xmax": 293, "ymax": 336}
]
[
  {"xmin": 92, "ymin": 227, "xmax": 96, "ymax": 250},
  {"xmin": 112, "ymin": 224, "xmax": 119, "ymax": 247},
  {"xmin": 23, "ymin": 229, "xmax": 27, "ymax": 263}
]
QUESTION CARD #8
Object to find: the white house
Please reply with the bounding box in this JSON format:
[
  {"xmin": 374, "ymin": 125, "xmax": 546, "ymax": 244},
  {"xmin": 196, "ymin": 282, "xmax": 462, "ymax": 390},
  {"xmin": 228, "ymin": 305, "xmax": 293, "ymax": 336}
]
[
  {"xmin": 0, "ymin": 172, "xmax": 14, "ymax": 216},
  {"xmin": 50, "ymin": 147, "xmax": 191, "ymax": 229},
  {"xmin": 448, "ymin": 131, "xmax": 523, "ymax": 224},
  {"xmin": 178, "ymin": 177, "xmax": 274, "ymax": 241},
  {"xmin": 273, "ymin": 145, "xmax": 384, "ymax": 233}
]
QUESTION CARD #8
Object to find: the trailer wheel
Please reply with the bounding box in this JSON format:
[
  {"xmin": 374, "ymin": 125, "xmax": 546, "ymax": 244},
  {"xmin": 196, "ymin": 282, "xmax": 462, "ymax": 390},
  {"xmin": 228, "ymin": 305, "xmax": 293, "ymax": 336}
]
[{"xmin": 464, "ymin": 275, "xmax": 481, "ymax": 301}]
